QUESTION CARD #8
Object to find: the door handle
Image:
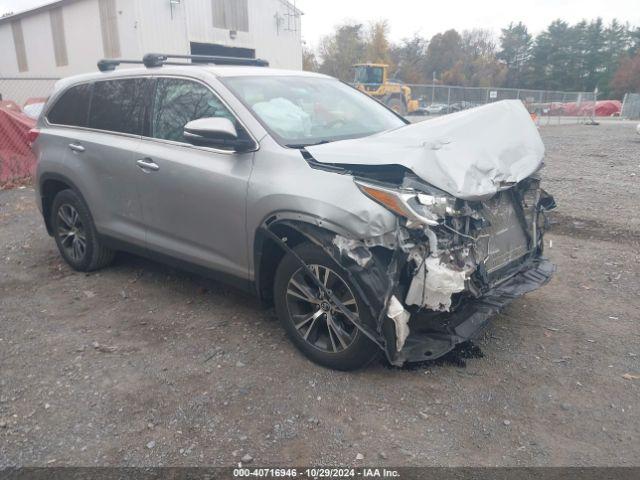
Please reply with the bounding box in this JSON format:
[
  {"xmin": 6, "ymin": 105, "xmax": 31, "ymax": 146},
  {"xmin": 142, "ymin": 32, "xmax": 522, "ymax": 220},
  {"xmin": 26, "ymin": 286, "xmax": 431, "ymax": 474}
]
[
  {"xmin": 136, "ymin": 159, "xmax": 160, "ymax": 172},
  {"xmin": 68, "ymin": 143, "xmax": 85, "ymax": 153}
]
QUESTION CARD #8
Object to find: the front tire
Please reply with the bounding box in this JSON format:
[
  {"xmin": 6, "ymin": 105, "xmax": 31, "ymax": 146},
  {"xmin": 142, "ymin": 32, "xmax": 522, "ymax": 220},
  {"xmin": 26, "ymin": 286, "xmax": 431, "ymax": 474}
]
[
  {"xmin": 51, "ymin": 189, "xmax": 115, "ymax": 272},
  {"xmin": 274, "ymin": 243, "xmax": 379, "ymax": 371}
]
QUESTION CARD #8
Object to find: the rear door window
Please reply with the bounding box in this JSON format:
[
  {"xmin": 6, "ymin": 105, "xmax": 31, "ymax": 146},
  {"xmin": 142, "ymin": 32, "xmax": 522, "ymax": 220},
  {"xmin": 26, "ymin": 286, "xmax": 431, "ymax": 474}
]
[
  {"xmin": 151, "ymin": 78, "xmax": 243, "ymax": 144},
  {"xmin": 89, "ymin": 78, "xmax": 147, "ymax": 135},
  {"xmin": 47, "ymin": 83, "xmax": 92, "ymax": 127}
]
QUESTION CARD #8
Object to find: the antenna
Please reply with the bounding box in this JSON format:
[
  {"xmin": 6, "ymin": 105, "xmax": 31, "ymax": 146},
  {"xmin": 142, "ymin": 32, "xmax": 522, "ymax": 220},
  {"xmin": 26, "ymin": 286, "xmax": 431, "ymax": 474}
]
[{"xmin": 280, "ymin": 0, "xmax": 301, "ymax": 33}]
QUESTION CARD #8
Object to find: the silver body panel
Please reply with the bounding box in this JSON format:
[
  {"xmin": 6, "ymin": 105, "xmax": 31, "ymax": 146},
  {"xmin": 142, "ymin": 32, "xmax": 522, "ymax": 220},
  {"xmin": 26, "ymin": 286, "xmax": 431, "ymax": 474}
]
[
  {"xmin": 36, "ymin": 126, "xmax": 147, "ymax": 249},
  {"xmin": 34, "ymin": 66, "xmax": 397, "ymax": 283}
]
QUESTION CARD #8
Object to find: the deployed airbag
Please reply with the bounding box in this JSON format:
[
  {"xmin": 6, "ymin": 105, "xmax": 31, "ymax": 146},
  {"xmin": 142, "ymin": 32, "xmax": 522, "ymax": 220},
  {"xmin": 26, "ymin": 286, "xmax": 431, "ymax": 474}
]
[{"xmin": 253, "ymin": 97, "xmax": 311, "ymax": 139}]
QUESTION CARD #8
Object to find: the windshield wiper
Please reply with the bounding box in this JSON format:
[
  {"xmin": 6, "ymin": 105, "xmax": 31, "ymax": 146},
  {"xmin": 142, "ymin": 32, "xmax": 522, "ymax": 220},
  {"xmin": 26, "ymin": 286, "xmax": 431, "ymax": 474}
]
[{"xmin": 286, "ymin": 139, "xmax": 332, "ymax": 149}]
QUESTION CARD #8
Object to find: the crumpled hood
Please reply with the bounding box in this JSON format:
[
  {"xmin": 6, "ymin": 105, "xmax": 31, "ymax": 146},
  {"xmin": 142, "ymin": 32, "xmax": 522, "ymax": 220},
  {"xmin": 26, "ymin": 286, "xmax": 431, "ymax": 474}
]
[{"xmin": 306, "ymin": 100, "xmax": 545, "ymax": 201}]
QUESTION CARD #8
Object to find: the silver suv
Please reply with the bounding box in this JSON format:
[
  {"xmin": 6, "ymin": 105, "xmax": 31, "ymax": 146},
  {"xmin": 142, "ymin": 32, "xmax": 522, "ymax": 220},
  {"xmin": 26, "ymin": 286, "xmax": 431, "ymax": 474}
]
[{"xmin": 33, "ymin": 54, "xmax": 555, "ymax": 370}]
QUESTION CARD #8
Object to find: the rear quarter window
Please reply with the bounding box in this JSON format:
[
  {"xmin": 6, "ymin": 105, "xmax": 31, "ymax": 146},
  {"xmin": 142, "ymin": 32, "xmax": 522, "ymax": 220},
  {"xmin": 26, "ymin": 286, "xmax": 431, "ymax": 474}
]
[
  {"xmin": 89, "ymin": 79, "xmax": 147, "ymax": 135},
  {"xmin": 46, "ymin": 83, "xmax": 92, "ymax": 127}
]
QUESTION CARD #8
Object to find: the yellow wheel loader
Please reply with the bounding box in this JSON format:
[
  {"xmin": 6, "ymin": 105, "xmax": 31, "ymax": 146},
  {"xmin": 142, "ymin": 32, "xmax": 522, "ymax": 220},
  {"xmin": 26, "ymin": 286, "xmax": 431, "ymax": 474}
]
[{"xmin": 352, "ymin": 63, "xmax": 420, "ymax": 115}]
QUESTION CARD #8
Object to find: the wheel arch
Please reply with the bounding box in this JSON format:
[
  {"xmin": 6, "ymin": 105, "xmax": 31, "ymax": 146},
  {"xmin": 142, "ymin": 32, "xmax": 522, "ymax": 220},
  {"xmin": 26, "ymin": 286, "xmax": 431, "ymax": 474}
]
[
  {"xmin": 253, "ymin": 212, "xmax": 352, "ymax": 305},
  {"xmin": 253, "ymin": 212, "xmax": 403, "ymax": 365},
  {"xmin": 39, "ymin": 173, "xmax": 89, "ymax": 236}
]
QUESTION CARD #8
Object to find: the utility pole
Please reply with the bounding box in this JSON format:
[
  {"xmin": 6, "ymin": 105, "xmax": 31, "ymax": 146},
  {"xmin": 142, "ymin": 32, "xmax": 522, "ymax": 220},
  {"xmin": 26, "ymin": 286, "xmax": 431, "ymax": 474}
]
[
  {"xmin": 586, "ymin": 86, "xmax": 599, "ymax": 126},
  {"xmin": 432, "ymin": 71, "xmax": 436, "ymax": 105}
]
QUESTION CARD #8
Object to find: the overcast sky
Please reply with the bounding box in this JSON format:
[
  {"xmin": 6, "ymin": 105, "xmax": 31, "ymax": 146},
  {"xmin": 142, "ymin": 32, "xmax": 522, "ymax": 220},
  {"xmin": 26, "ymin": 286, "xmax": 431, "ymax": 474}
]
[
  {"xmin": 296, "ymin": 0, "xmax": 640, "ymax": 47},
  {"xmin": 1, "ymin": 0, "xmax": 638, "ymax": 48}
]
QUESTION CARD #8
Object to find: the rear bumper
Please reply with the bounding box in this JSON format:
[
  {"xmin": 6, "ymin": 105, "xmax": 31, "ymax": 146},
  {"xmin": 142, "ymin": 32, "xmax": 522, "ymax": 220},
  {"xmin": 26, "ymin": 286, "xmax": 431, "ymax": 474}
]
[{"xmin": 390, "ymin": 257, "xmax": 555, "ymax": 365}]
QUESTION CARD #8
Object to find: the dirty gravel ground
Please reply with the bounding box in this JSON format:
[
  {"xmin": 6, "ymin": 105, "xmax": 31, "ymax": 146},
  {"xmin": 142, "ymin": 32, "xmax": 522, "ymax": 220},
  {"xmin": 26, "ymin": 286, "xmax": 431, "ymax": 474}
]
[{"xmin": 1, "ymin": 123, "xmax": 639, "ymax": 467}]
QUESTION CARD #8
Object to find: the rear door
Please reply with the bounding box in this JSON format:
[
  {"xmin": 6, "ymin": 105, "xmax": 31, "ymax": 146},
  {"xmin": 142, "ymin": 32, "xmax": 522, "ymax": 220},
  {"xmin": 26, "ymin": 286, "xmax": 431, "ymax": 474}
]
[
  {"xmin": 44, "ymin": 79, "xmax": 148, "ymax": 247},
  {"xmin": 134, "ymin": 77, "xmax": 255, "ymax": 280},
  {"xmin": 78, "ymin": 78, "xmax": 148, "ymax": 246}
]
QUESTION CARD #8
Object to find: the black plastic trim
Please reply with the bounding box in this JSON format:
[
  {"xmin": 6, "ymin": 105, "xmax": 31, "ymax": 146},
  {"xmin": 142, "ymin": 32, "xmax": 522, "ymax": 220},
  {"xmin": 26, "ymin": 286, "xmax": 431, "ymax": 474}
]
[{"xmin": 99, "ymin": 234, "xmax": 254, "ymax": 295}]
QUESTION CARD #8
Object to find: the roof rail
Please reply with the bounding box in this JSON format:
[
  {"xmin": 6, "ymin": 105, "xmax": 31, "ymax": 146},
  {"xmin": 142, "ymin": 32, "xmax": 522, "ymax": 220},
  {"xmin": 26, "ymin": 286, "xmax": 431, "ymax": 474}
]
[
  {"xmin": 144, "ymin": 53, "xmax": 270, "ymax": 67},
  {"xmin": 97, "ymin": 53, "xmax": 269, "ymax": 72},
  {"xmin": 97, "ymin": 59, "xmax": 146, "ymax": 72}
]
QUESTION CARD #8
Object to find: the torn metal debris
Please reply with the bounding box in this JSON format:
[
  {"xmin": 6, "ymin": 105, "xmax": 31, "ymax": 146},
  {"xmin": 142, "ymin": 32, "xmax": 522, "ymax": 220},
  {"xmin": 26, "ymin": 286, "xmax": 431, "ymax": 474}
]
[{"xmin": 333, "ymin": 235, "xmax": 373, "ymax": 268}]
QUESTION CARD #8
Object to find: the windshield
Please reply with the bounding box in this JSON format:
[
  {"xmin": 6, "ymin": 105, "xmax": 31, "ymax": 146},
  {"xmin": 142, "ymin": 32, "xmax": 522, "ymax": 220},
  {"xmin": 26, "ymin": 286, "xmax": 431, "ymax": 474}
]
[
  {"xmin": 354, "ymin": 66, "xmax": 383, "ymax": 85},
  {"xmin": 221, "ymin": 75, "xmax": 406, "ymax": 147}
]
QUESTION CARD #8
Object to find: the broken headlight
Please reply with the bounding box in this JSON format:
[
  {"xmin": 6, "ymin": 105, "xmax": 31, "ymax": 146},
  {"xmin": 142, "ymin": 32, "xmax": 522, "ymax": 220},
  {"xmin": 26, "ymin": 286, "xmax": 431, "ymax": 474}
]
[{"xmin": 355, "ymin": 179, "xmax": 459, "ymax": 228}]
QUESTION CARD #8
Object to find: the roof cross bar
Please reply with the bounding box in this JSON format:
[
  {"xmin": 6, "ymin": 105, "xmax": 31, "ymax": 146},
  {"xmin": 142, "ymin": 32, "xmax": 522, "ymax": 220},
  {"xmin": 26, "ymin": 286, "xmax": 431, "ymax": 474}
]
[
  {"xmin": 97, "ymin": 53, "xmax": 270, "ymax": 72},
  {"xmin": 143, "ymin": 53, "xmax": 270, "ymax": 67}
]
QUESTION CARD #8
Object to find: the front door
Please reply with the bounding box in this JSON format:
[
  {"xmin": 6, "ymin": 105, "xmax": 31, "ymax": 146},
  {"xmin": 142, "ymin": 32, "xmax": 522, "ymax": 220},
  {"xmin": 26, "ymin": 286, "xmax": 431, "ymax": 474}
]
[{"xmin": 135, "ymin": 77, "xmax": 254, "ymax": 280}]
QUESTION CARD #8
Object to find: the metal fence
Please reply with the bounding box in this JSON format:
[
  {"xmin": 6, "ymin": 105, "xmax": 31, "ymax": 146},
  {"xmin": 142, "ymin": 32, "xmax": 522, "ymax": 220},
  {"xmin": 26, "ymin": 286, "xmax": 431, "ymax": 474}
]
[
  {"xmin": 0, "ymin": 77, "xmax": 59, "ymax": 184},
  {"xmin": 0, "ymin": 77, "xmax": 59, "ymax": 106},
  {"xmin": 621, "ymin": 93, "xmax": 640, "ymax": 120},
  {"xmin": 412, "ymin": 84, "xmax": 594, "ymax": 116},
  {"xmin": 355, "ymin": 83, "xmax": 605, "ymax": 124}
]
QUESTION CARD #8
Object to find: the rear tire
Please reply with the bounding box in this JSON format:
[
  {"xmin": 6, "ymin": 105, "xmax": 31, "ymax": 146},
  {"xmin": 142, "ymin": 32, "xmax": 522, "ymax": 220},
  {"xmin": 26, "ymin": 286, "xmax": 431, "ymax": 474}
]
[
  {"xmin": 51, "ymin": 189, "xmax": 115, "ymax": 272},
  {"xmin": 274, "ymin": 242, "xmax": 379, "ymax": 371}
]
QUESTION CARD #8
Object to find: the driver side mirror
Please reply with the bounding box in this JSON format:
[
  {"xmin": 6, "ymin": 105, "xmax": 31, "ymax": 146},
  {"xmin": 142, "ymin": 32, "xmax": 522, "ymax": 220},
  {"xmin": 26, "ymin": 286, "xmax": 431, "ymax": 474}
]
[{"xmin": 183, "ymin": 117, "xmax": 256, "ymax": 152}]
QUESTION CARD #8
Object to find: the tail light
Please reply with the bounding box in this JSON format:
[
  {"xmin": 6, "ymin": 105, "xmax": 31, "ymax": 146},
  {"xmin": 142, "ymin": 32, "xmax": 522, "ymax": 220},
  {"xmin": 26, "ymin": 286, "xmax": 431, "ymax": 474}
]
[{"xmin": 27, "ymin": 128, "xmax": 40, "ymax": 146}]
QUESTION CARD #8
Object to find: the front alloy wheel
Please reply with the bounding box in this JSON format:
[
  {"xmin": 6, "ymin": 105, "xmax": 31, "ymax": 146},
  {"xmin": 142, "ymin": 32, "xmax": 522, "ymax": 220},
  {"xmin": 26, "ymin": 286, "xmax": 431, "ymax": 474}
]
[
  {"xmin": 286, "ymin": 264, "xmax": 359, "ymax": 354},
  {"xmin": 274, "ymin": 242, "xmax": 379, "ymax": 370}
]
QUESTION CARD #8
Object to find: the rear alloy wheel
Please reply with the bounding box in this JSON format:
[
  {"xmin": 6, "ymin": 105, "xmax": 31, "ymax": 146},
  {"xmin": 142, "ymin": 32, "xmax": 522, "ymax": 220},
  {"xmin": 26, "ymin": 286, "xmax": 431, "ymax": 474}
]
[
  {"xmin": 274, "ymin": 243, "xmax": 379, "ymax": 370},
  {"xmin": 51, "ymin": 189, "xmax": 115, "ymax": 272},
  {"xmin": 56, "ymin": 204, "xmax": 87, "ymax": 263}
]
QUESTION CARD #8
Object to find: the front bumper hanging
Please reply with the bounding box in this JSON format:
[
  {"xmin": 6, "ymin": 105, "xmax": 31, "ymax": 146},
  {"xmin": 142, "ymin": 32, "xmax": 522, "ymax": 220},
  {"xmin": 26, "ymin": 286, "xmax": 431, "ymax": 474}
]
[{"xmin": 392, "ymin": 257, "xmax": 555, "ymax": 365}]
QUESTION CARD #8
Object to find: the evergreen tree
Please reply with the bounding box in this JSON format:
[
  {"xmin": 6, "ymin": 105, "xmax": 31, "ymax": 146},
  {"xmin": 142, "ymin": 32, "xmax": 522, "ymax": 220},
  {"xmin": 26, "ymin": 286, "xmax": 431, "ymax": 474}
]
[
  {"xmin": 599, "ymin": 19, "xmax": 634, "ymax": 96},
  {"xmin": 631, "ymin": 26, "xmax": 640, "ymax": 54},
  {"xmin": 580, "ymin": 18, "xmax": 606, "ymax": 91},
  {"xmin": 530, "ymin": 20, "xmax": 577, "ymax": 90},
  {"xmin": 498, "ymin": 22, "xmax": 533, "ymax": 88}
]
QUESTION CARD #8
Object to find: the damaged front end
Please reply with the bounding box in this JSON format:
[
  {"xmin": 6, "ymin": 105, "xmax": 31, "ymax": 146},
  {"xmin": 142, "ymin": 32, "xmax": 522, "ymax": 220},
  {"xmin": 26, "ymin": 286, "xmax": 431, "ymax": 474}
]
[
  {"xmin": 358, "ymin": 173, "xmax": 556, "ymax": 366},
  {"xmin": 266, "ymin": 171, "xmax": 556, "ymax": 367}
]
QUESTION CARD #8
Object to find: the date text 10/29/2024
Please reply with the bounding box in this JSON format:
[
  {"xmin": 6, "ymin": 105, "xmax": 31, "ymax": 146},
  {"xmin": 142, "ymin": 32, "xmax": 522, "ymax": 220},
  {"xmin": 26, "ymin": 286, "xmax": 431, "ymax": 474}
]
[{"xmin": 233, "ymin": 468, "xmax": 401, "ymax": 478}]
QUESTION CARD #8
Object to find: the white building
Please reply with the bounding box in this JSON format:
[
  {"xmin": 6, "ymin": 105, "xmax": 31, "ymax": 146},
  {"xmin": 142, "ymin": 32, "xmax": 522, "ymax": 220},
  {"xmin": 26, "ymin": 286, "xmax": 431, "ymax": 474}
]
[{"xmin": 0, "ymin": 0, "xmax": 303, "ymax": 77}]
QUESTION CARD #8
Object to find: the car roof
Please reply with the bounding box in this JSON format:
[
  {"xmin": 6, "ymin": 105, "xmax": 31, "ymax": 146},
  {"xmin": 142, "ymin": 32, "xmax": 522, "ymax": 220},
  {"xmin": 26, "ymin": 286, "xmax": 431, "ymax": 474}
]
[
  {"xmin": 204, "ymin": 66, "xmax": 330, "ymax": 78},
  {"xmin": 54, "ymin": 65, "xmax": 332, "ymax": 92}
]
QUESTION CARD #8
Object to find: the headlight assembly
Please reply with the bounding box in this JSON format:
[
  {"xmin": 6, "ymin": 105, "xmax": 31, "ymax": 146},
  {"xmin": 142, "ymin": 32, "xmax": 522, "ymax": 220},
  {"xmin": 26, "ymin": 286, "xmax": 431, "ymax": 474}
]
[{"xmin": 354, "ymin": 179, "xmax": 460, "ymax": 228}]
